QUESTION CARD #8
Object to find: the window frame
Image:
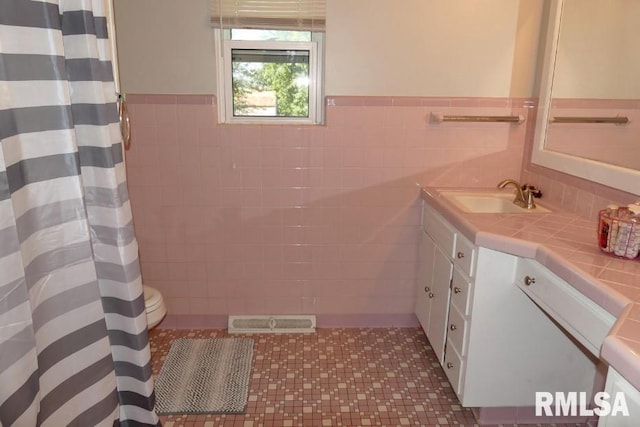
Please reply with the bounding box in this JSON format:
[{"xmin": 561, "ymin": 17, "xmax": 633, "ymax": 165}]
[{"xmin": 215, "ymin": 29, "xmax": 324, "ymax": 125}]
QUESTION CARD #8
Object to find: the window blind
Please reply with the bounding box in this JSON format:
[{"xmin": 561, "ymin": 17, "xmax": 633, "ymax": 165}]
[{"xmin": 210, "ymin": 0, "xmax": 326, "ymax": 31}]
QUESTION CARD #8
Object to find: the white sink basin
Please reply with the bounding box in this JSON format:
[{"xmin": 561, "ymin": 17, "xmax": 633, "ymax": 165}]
[{"xmin": 440, "ymin": 191, "xmax": 551, "ymax": 214}]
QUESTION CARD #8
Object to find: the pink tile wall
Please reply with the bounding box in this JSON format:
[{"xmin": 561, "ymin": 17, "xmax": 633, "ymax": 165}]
[
  {"xmin": 521, "ymin": 103, "xmax": 638, "ymax": 221},
  {"xmin": 125, "ymin": 94, "xmax": 530, "ymax": 328}
]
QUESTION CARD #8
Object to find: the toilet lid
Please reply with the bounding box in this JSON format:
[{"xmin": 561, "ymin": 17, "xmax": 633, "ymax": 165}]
[{"xmin": 144, "ymin": 286, "xmax": 163, "ymax": 311}]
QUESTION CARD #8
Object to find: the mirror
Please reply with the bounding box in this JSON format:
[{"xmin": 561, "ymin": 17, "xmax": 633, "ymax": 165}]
[{"xmin": 531, "ymin": 0, "xmax": 640, "ymax": 196}]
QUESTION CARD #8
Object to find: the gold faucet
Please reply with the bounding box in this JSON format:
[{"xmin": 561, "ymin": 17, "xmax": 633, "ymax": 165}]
[{"xmin": 497, "ymin": 179, "xmax": 538, "ymax": 209}]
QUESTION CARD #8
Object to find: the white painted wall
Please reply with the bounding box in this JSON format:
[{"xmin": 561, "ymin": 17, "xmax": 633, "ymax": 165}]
[
  {"xmin": 113, "ymin": 0, "xmax": 542, "ymax": 97},
  {"xmin": 113, "ymin": 0, "xmax": 217, "ymax": 94},
  {"xmin": 327, "ymin": 0, "xmax": 525, "ymax": 97},
  {"xmin": 510, "ymin": 0, "xmax": 545, "ymax": 98}
]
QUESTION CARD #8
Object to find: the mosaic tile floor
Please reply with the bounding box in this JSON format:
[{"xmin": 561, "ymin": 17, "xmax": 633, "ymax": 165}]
[{"xmin": 149, "ymin": 328, "xmax": 587, "ymax": 427}]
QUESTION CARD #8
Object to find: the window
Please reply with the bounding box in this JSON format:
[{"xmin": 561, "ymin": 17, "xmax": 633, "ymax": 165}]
[
  {"xmin": 211, "ymin": 0, "xmax": 325, "ymax": 124},
  {"xmin": 232, "ymin": 46, "xmax": 310, "ymax": 117}
]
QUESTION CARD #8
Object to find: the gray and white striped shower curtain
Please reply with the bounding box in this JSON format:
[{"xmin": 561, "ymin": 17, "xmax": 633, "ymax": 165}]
[{"xmin": 0, "ymin": 1, "xmax": 159, "ymax": 425}]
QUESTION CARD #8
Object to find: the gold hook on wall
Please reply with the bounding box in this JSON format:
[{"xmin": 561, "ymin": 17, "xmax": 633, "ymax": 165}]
[{"xmin": 118, "ymin": 93, "xmax": 132, "ymax": 150}]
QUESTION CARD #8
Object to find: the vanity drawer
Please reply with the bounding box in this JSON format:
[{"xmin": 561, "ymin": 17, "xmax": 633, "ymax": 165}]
[
  {"xmin": 422, "ymin": 203, "xmax": 456, "ymax": 259},
  {"xmin": 451, "ymin": 269, "xmax": 472, "ymax": 316},
  {"xmin": 515, "ymin": 258, "xmax": 615, "ymax": 357},
  {"xmin": 453, "ymin": 233, "xmax": 476, "ymax": 277},
  {"xmin": 443, "ymin": 340, "xmax": 464, "ymax": 397},
  {"xmin": 447, "ymin": 303, "xmax": 468, "ymax": 357}
]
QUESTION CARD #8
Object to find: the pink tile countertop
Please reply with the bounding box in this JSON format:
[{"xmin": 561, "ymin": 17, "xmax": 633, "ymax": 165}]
[{"xmin": 421, "ymin": 187, "xmax": 640, "ymax": 390}]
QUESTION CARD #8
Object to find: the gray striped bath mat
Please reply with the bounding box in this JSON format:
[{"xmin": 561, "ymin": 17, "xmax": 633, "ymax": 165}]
[{"xmin": 154, "ymin": 338, "xmax": 254, "ymax": 415}]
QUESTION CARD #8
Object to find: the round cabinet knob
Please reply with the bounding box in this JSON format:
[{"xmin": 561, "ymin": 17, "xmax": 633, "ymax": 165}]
[
  {"xmin": 524, "ymin": 275, "xmax": 536, "ymax": 286},
  {"xmin": 428, "ymin": 292, "xmax": 434, "ymax": 299},
  {"xmin": 457, "ymin": 251, "xmax": 465, "ymax": 259},
  {"xmin": 450, "ymin": 324, "xmax": 457, "ymax": 331},
  {"xmin": 447, "ymin": 362, "xmax": 454, "ymax": 369},
  {"xmin": 453, "ymin": 287, "xmax": 461, "ymax": 294},
  {"xmin": 424, "ymin": 286, "xmax": 430, "ymax": 293}
]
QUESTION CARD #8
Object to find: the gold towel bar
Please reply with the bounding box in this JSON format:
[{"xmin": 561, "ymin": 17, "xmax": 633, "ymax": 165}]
[
  {"xmin": 551, "ymin": 116, "xmax": 629, "ymax": 124},
  {"xmin": 430, "ymin": 112, "xmax": 524, "ymax": 123}
]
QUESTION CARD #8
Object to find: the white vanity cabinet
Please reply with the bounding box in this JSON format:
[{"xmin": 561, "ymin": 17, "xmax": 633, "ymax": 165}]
[
  {"xmin": 598, "ymin": 368, "xmax": 640, "ymax": 426},
  {"xmin": 417, "ymin": 201, "xmax": 602, "ymax": 408}
]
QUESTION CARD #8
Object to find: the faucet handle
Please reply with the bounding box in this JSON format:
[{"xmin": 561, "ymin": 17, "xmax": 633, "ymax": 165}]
[{"xmin": 521, "ymin": 184, "xmax": 542, "ymax": 198}]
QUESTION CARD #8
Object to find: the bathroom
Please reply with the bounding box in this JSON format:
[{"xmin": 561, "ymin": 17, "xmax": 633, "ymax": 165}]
[
  {"xmin": 118, "ymin": 0, "xmax": 638, "ymax": 325},
  {"xmin": 2, "ymin": 0, "xmax": 639, "ymax": 426}
]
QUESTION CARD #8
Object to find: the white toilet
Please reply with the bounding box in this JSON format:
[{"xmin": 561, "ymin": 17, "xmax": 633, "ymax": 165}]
[{"xmin": 143, "ymin": 286, "xmax": 167, "ymax": 329}]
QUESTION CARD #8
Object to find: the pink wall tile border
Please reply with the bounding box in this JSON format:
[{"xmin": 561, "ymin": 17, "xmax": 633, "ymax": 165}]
[
  {"xmin": 158, "ymin": 314, "xmax": 228, "ymax": 329},
  {"xmin": 126, "ymin": 94, "xmax": 216, "ymax": 105},
  {"xmin": 551, "ymin": 98, "xmax": 640, "ymax": 109},
  {"xmin": 125, "ymin": 94, "xmax": 536, "ymax": 110},
  {"xmin": 157, "ymin": 313, "xmax": 419, "ymax": 330},
  {"xmin": 325, "ymin": 96, "xmax": 535, "ymax": 108}
]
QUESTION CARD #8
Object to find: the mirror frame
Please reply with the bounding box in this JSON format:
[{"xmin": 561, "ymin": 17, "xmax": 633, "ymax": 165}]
[{"xmin": 531, "ymin": 0, "xmax": 640, "ymax": 196}]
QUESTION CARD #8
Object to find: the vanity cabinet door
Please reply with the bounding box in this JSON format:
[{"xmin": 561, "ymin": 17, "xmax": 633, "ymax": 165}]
[
  {"xmin": 428, "ymin": 244, "xmax": 452, "ymax": 364},
  {"xmin": 415, "ymin": 234, "xmax": 435, "ymax": 329},
  {"xmin": 415, "ymin": 230, "xmax": 453, "ymax": 365}
]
